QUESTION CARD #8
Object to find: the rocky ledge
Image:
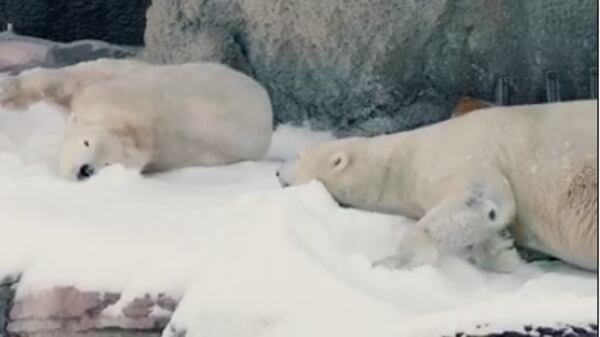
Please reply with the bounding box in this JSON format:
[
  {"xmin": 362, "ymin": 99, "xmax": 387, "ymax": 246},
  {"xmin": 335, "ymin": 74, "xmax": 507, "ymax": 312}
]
[
  {"xmin": 0, "ymin": 32, "xmax": 140, "ymax": 75},
  {"xmin": 2, "ymin": 281, "xmax": 178, "ymax": 337},
  {"xmin": 1, "ymin": 275, "xmax": 596, "ymax": 337}
]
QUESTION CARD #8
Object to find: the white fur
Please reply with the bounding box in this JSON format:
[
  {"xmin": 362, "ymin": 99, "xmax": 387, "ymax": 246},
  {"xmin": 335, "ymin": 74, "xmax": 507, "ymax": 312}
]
[
  {"xmin": 0, "ymin": 59, "xmax": 273, "ymax": 180},
  {"xmin": 280, "ymin": 100, "xmax": 598, "ymax": 271}
]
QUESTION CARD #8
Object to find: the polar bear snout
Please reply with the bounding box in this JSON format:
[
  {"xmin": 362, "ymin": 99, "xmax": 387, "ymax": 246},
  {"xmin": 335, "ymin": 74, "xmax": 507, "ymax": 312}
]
[
  {"xmin": 77, "ymin": 164, "xmax": 95, "ymax": 180},
  {"xmin": 276, "ymin": 165, "xmax": 291, "ymax": 187}
]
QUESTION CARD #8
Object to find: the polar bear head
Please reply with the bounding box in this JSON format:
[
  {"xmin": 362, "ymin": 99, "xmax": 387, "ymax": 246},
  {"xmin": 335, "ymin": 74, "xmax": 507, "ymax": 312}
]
[
  {"xmin": 59, "ymin": 116, "xmax": 152, "ymax": 180},
  {"xmin": 277, "ymin": 137, "xmax": 385, "ymax": 207}
]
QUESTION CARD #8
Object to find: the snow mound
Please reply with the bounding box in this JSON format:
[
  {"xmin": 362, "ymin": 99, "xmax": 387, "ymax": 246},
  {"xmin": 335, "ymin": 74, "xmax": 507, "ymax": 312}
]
[
  {"xmin": 267, "ymin": 123, "xmax": 334, "ymax": 161},
  {"xmin": 0, "ymin": 103, "xmax": 596, "ymax": 337}
]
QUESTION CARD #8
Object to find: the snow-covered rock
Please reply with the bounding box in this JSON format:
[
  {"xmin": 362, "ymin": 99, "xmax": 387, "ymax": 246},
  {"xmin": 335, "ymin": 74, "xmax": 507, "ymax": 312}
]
[{"xmin": 7, "ymin": 287, "xmax": 177, "ymax": 337}]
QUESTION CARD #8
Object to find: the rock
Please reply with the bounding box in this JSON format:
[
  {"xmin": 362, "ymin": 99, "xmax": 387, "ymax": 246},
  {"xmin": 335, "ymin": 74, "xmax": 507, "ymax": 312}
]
[
  {"xmin": 0, "ymin": 32, "xmax": 140, "ymax": 75},
  {"xmin": 46, "ymin": 40, "xmax": 141, "ymax": 67},
  {"xmin": 0, "ymin": 274, "xmax": 19, "ymax": 286},
  {"xmin": 444, "ymin": 324, "xmax": 599, "ymax": 337},
  {"xmin": 9, "ymin": 287, "xmax": 120, "ymax": 320},
  {"xmin": 0, "ymin": 275, "xmax": 17, "ymax": 337},
  {"xmin": 143, "ymin": 0, "xmax": 597, "ymax": 136},
  {"xmin": 122, "ymin": 295, "xmax": 154, "ymax": 319},
  {"xmin": 0, "ymin": 0, "xmax": 150, "ymax": 45},
  {"xmin": 7, "ymin": 287, "xmax": 178, "ymax": 337}
]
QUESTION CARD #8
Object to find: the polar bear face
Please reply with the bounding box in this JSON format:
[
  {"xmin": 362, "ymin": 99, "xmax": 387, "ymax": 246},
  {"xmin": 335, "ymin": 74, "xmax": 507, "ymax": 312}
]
[
  {"xmin": 277, "ymin": 138, "xmax": 381, "ymax": 207},
  {"xmin": 59, "ymin": 118, "xmax": 151, "ymax": 180}
]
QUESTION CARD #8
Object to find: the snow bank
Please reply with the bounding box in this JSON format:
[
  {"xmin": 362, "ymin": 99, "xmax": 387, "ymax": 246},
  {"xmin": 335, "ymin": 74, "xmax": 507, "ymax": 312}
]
[{"xmin": 0, "ymin": 103, "xmax": 596, "ymax": 337}]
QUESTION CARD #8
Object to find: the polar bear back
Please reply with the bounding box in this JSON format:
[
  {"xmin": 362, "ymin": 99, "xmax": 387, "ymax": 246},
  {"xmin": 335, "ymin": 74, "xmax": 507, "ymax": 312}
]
[{"xmin": 403, "ymin": 100, "xmax": 597, "ymax": 269}]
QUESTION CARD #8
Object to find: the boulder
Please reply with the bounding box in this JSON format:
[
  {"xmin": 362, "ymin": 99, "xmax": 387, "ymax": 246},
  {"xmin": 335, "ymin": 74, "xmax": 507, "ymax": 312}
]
[{"xmin": 143, "ymin": 0, "xmax": 597, "ymax": 135}]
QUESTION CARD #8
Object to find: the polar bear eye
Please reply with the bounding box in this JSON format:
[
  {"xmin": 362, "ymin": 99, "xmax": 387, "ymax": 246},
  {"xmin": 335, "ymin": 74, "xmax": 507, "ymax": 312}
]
[{"xmin": 83, "ymin": 140, "xmax": 90, "ymax": 147}]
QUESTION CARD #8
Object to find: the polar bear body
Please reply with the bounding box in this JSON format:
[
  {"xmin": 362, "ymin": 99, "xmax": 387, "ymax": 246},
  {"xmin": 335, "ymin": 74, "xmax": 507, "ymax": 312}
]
[
  {"xmin": 279, "ymin": 100, "xmax": 597, "ymax": 271},
  {"xmin": 0, "ymin": 59, "xmax": 273, "ymax": 179}
]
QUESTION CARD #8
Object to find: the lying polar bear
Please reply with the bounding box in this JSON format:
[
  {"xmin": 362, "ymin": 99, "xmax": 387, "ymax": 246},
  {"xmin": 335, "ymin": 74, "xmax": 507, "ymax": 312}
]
[
  {"xmin": 278, "ymin": 100, "xmax": 598, "ymax": 272},
  {"xmin": 0, "ymin": 59, "xmax": 273, "ymax": 179}
]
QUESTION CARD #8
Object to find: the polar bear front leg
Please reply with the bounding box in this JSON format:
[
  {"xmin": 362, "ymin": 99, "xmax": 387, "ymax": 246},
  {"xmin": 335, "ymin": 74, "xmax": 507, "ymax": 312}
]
[{"xmin": 378, "ymin": 182, "xmax": 517, "ymax": 270}]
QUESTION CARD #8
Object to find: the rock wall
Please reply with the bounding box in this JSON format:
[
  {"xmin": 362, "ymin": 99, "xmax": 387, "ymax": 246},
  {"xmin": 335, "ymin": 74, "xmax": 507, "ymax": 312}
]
[
  {"xmin": 0, "ymin": 0, "xmax": 150, "ymax": 45},
  {"xmin": 143, "ymin": 0, "xmax": 598, "ymax": 135}
]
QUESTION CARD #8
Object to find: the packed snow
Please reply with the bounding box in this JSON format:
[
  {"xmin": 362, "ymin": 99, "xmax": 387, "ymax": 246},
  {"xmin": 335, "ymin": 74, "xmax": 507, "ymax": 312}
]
[{"xmin": 0, "ymin": 102, "xmax": 596, "ymax": 337}]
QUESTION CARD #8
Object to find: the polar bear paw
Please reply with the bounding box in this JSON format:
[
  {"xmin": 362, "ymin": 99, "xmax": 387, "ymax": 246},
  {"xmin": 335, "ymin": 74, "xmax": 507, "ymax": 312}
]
[
  {"xmin": 467, "ymin": 230, "xmax": 523, "ymax": 272},
  {"xmin": 374, "ymin": 228, "xmax": 440, "ymax": 270}
]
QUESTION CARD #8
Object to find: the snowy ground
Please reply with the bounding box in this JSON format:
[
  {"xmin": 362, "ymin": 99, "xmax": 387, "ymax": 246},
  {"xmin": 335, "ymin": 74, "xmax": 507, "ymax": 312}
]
[{"xmin": 0, "ymin": 103, "xmax": 596, "ymax": 337}]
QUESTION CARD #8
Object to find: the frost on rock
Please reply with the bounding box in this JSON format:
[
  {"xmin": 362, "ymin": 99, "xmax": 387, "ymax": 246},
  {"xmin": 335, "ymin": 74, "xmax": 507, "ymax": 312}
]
[{"xmin": 0, "ymin": 104, "xmax": 597, "ymax": 337}]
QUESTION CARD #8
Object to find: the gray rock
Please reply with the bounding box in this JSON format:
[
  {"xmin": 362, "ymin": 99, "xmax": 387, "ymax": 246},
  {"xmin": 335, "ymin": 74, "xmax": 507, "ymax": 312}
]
[
  {"xmin": 0, "ymin": 0, "xmax": 150, "ymax": 45},
  {"xmin": 0, "ymin": 281, "xmax": 16, "ymax": 337},
  {"xmin": 46, "ymin": 40, "xmax": 141, "ymax": 67},
  {"xmin": 0, "ymin": 274, "xmax": 19, "ymax": 286},
  {"xmin": 5, "ymin": 332, "xmax": 160, "ymax": 337},
  {"xmin": 144, "ymin": 0, "xmax": 597, "ymax": 135}
]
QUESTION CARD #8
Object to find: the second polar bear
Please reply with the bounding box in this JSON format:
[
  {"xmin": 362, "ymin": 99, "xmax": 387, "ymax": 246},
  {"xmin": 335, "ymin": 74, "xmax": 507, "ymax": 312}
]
[
  {"xmin": 278, "ymin": 100, "xmax": 598, "ymax": 272},
  {"xmin": 0, "ymin": 59, "xmax": 273, "ymax": 179}
]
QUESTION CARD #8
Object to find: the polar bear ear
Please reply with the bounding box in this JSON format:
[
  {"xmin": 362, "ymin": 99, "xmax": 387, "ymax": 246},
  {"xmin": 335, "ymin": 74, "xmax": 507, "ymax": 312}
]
[{"xmin": 328, "ymin": 151, "xmax": 350, "ymax": 173}]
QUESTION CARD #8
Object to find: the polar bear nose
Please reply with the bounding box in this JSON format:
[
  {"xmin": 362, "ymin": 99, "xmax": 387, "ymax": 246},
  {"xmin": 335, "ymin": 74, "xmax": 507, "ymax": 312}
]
[
  {"xmin": 77, "ymin": 164, "xmax": 95, "ymax": 180},
  {"xmin": 276, "ymin": 168, "xmax": 290, "ymax": 187}
]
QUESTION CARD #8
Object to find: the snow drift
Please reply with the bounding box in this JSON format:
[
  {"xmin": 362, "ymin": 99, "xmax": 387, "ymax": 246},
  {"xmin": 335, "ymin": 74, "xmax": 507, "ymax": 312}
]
[{"xmin": 0, "ymin": 102, "xmax": 596, "ymax": 337}]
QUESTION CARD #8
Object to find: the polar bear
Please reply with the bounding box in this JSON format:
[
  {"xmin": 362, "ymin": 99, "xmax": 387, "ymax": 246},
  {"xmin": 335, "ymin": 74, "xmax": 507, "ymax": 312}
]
[
  {"xmin": 278, "ymin": 100, "xmax": 598, "ymax": 272},
  {"xmin": 0, "ymin": 59, "xmax": 273, "ymax": 179}
]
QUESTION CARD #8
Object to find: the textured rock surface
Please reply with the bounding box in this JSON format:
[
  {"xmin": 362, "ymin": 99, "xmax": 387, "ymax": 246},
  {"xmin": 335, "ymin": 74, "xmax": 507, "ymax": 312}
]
[
  {"xmin": 7, "ymin": 287, "xmax": 177, "ymax": 337},
  {"xmin": 0, "ymin": 0, "xmax": 150, "ymax": 45},
  {"xmin": 0, "ymin": 275, "xmax": 18, "ymax": 337},
  {"xmin": 451, "ymin": 323, "xmax": 599, "ymax": 337},
  {"xmin": 0, "ymin": 32, "xmax": 140, "ymax": 75},
  {"xmin": 144, "ymin": 0, "xmax": 598, "ymax": 135}
]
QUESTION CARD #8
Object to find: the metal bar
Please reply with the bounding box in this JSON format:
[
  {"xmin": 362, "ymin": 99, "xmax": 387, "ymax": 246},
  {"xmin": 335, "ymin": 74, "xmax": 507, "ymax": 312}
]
[
  {"xmin": 545, "ymin": 71, "xmax": 560, "ymax": 103},
  {"xmin": 495, "ymin": 76, "xmax": 511, "ymax": 105},
  {"xmin": 590, "ymin": 67, "xmax": 597, "ymax": 99}
]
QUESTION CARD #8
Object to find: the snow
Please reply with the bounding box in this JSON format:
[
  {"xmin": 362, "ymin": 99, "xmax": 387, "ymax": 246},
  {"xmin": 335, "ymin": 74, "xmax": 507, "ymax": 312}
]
[{"xmin": 0, "ymin": 102, "xmax": 597, "ymax": 337}]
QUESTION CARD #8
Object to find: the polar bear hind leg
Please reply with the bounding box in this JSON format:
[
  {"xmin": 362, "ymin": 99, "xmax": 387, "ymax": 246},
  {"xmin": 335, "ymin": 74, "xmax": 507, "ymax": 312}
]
[{"xmin": 376, "ymin": 181, "xmax": 519, "ymax": 271}]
